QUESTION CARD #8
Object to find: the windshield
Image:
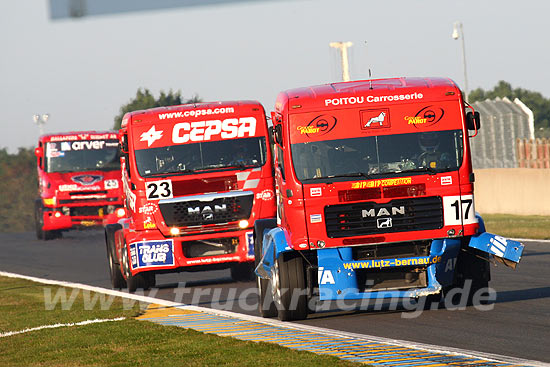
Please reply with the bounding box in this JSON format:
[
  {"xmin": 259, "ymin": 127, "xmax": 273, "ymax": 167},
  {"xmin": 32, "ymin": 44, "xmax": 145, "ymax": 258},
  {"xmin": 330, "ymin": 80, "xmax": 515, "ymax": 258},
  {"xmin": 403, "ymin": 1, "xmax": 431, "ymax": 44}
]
[
  {"xmin": 134, "ymin": 136, "xmax": 267, "ymax": 177},
  {"xmin": 291, "ymin": 130, "xmax": 463, "ymax": 181},
  {"xmin": 45, "ymin": 140, "xmax": 120, "ymax": 173}
]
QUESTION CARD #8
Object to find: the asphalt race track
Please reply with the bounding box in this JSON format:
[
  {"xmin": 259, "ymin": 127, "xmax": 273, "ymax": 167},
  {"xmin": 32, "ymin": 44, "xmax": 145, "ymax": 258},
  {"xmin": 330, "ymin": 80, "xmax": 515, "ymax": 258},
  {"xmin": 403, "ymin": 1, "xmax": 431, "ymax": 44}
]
[{"xmin": 1, "ymin": 229, "xmax": 548, "ymax": 362}]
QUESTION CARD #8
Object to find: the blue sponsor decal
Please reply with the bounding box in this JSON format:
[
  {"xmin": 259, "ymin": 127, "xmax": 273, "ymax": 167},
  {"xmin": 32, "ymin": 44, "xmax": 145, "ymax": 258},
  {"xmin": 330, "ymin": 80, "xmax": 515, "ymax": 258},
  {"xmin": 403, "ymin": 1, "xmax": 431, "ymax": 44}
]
[
  {"xmin": 129, "ymin": 240, "xmax": 174, "ymax": 269},
  {"xmin": 246, "ymin": 231, "xmax": 254, "ymax": 256}
]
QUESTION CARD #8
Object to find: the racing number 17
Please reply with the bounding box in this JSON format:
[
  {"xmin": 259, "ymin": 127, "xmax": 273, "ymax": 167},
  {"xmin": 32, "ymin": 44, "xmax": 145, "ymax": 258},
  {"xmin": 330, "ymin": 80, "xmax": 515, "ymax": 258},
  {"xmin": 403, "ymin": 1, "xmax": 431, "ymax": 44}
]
[
  {"xmin": 450, "ymin": 198, "xmax": 472, "ymax": 220},
  {"xmin": 443, "ymin": 195, "xmax": 476, "ymax": 226}
]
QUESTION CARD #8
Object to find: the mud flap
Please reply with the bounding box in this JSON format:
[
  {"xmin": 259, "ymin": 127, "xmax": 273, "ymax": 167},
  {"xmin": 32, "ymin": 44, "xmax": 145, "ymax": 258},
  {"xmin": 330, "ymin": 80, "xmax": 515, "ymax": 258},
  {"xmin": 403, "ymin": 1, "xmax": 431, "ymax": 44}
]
[
  {"xmin": 255, "ymin": 227, "xmax": 291, "ymax": 279},
  {"xmin": 468, "ymin": 233, "xmax": 524, "ymax": 269}
]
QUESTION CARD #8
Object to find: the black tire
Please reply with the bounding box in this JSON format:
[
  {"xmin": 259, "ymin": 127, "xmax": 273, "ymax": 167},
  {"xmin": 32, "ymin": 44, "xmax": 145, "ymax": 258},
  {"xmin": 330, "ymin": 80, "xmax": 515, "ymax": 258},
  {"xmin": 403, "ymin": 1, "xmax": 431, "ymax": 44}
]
[
  {"xmin": 34, "ymin": 200, "xmax": 45, "ymax": 240},
  {"xmin": 447, "ymin": 240, "xmax": 491, "ymax": 306},
  {"xmin": 105, "ymin": 224, "xmax": 126, "ymax": 289},
  {"xmin": 121, "ymin": 239, "xmax": 153, "ymax": 293},
  {"xmin": 34, "ymin": 200, "xmax": 60, "ymax": 241},
  {"xmin": 272, "ymin": 252, "xmax": 308, "ymax": 321},
  {"xmin": 230, "ymin": 262, "xmax": 255, "ymax": 282},
  {"xmin": 254, "ymin": 220, "xmax": 277, "ymax": 318}
]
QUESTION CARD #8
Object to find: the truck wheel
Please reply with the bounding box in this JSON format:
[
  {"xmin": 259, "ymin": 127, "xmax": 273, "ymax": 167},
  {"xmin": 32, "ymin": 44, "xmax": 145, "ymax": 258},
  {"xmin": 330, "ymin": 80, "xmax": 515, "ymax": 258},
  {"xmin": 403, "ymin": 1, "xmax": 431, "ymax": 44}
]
[
  {"xmin": 34, "ymin": 201, "xmax": 59, "ymax": 240},
  {"xmin": 254, "ymin": 222, "xmax": 277, "ymax": 318},
  {"xmin": 105, "ymin": 224, "xmax": 126, "ymax": 289},
  {"xmin": 121, "ymin": 240, "xmax": 151, "ymax": 293},
  {"xmin": 230, "ymin": 262, "xmax": 255, "ymax": 282},
  {"xmin": 34, "ymin": 201, "xmax": 45, "ymax": 240},
  {"xmin": 272, "ymin": 252, "xmax": 308, "ymax": 321},
  {"xmin": 449, "ymin": 241, "xmax": 491, "ymax": 306}
]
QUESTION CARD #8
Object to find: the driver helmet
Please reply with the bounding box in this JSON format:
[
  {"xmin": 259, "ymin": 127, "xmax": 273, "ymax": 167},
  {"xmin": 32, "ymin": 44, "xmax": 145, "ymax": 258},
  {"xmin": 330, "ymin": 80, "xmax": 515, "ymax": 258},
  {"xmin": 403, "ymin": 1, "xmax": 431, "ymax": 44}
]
[{"xmin": 419, "ymin": 132, "xmax": 440, "ymax": 153}]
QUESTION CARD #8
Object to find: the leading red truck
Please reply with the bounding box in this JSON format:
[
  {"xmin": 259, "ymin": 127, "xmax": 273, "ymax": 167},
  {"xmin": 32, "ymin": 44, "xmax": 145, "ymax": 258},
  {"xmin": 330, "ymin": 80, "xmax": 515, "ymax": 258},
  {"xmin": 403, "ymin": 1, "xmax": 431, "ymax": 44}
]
[
  {"xmin": 254, "ymin": 77, "xmax": 524, "ymax": 321},
  {"xmin": 106, "ymin": 101, "xmax": 275, "ymax": 291},
  {"xmin": 34, "ymin": 131, "xmax": 125, "ymax": 240}
]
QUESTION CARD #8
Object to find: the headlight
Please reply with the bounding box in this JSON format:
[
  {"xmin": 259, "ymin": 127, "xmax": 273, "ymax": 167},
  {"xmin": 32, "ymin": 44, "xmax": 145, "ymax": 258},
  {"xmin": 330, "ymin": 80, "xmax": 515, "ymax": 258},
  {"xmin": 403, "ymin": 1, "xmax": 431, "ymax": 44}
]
[
  {"xmin": 116, "ymin": 208, "xmax": 126, "ymax": 218},
  {"xmin": 43, "ymin": 197, "xmax": 56, "ymax": 206},
  {"xmin": 238, "ymin": 219, "xmax": 249, "ymax": 229},
  {"xmin": 169, "ymin": 227, "xmax": 180, "ymax": 236}
]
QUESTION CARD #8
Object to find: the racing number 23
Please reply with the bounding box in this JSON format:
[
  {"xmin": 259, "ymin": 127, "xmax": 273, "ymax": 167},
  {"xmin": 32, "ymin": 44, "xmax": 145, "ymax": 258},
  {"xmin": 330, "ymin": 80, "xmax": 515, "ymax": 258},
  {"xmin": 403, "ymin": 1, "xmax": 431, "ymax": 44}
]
[
  {"xmin": 146, "ymin": 180, "xmax": 173, "ymax": 200},
  {"xmin": 443, "ymin": 195, "xmax": 476, "ymax": 225}
]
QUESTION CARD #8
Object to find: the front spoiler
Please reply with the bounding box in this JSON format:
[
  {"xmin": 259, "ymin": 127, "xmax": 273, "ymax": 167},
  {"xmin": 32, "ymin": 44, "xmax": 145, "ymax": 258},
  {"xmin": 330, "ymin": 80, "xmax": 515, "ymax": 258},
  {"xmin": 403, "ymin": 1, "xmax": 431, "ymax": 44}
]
[{"xmin": 468, "ymin": 232, "xmax": 524, "ymax": 269}]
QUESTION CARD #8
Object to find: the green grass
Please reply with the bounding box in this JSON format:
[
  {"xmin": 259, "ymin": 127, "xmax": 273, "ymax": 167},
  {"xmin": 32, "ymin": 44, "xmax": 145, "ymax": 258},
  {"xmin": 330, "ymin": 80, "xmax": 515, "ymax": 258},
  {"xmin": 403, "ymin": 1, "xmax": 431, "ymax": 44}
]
[
  {"xmin": 0, "ymin": 276, "xmax": 362, "ymax": 367},
  {"xmin": 482, "ymin": 214, "xmax": 550, "ymax": 240}
]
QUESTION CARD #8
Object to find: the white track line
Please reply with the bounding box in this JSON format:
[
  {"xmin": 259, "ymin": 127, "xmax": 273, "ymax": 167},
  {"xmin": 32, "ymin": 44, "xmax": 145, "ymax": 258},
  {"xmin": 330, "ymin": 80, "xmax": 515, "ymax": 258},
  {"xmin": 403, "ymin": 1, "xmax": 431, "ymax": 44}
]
[
  {"xmin": 1, "ymin": 270, "xmax": 547, "ymax": 367},
  {"xmin": 0, "ymin": 317, "xmax": 125, "ymax": 338}
]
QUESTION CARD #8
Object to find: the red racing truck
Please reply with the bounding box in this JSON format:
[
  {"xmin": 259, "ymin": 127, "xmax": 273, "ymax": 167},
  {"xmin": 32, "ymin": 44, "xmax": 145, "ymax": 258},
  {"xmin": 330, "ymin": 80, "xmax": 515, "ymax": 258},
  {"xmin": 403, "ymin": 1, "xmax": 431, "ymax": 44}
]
[
  {"xmin": 254, "ymin": 77, "xmax": 524, "ymax": 320},
  {"xmin": 34, "ymin": 131, "xmax": 124, "ymax": 240},
  {"xmin": 106, "ymin": 101, "xmax": 275, "ymax": 291}
]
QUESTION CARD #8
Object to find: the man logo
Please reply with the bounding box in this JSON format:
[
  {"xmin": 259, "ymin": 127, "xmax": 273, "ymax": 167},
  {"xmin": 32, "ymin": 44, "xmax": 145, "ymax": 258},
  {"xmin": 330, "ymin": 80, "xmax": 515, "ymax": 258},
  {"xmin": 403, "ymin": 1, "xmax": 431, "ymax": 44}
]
[
  {"xmin": 377, "ymin": 218, "xmax": 392, "ymax": 229},
  {"xmin": 187, "ymin": 204, "xmax": 227, "ymax": 221},
  {"xmin": 362, "ymin": 206, "xmax": 405, "ymax": 218}
]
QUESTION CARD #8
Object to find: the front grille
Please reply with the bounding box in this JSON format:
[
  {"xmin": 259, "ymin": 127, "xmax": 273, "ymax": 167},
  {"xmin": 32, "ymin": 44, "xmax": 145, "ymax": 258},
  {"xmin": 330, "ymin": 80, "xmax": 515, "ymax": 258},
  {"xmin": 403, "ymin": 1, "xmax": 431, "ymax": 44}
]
[
  {"xmin": 159, "ymin": 192, "xmax": 254, "ymax": 227},
  {"xmin": 325, "ymin": 196, "xmax": 443, "ymax": 238},
  {"xmin": 352, "ymin": 241, "xmax": 431, "ymax": 260},
  {"xmin": 70, "ymin": 206, "xmax": 106, "ymax": 217},
  {"xmin": 356, "ymin": 267, "xmax": 427, "ymax": 292},
  {"xmin": 182, "ymin": 237, "xmax": 239, "ymax": 258},
  {"xmin": 59, "ymin": 197, "xmax": 118, "ymax": 204}
]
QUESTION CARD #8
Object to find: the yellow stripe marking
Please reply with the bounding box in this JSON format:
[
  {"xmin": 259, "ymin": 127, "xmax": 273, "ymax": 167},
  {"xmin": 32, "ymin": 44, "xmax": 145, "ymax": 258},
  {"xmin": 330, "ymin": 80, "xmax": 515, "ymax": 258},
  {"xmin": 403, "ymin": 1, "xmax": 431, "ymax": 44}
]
[{"xmin": 136, "ymin": 304, "xmax": 199, "ymax": 319}]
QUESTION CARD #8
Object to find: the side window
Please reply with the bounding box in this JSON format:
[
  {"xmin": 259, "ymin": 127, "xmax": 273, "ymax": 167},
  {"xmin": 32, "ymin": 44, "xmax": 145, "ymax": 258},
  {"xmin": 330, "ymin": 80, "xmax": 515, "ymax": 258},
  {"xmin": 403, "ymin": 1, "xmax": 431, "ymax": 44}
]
[
  {"xmin": 38, "ymin": 142, "xmax": 43, "ymax": 169},
  {"xmin": 276, "ymin": 144, "xmax": 285, "ymax": 181}
]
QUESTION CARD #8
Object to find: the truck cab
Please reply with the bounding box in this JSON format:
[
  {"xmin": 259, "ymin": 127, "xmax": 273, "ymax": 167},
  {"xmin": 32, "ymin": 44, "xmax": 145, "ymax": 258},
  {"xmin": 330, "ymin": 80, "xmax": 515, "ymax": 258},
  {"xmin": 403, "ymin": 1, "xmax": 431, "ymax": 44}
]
[
  {"xmin": 34, "ymin": 131, "xmax": 124, "ymax": 240},
  {"xmin": 106, "ymin": 101, "xmax": 276, "ymax": 291},
  {"xmin": 255, "ymin": 78, "xmax": 524, "ymax": 321}
]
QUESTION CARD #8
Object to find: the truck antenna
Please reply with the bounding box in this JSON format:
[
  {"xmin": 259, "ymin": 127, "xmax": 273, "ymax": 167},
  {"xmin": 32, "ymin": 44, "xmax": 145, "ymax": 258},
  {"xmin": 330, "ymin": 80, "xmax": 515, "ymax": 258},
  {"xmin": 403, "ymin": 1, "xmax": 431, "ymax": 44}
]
[{"xmin": 369, "ymin": 69, "xmax": 373, "ymax": 90}]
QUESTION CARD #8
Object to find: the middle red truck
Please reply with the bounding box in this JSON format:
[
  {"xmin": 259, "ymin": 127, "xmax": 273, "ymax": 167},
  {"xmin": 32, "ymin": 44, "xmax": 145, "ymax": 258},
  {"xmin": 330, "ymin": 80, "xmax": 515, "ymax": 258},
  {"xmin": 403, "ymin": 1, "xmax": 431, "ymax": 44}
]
[{"xmin": 106, "ymin": 101, "xmax": 275, "ymax": 291}]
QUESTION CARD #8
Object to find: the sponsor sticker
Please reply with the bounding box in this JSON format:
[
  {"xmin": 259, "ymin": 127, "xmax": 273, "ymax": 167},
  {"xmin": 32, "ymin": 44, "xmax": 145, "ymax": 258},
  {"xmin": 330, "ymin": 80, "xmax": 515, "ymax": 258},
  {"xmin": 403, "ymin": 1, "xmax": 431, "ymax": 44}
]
[
  {"xmin": 310, "ymin": 187, "xmax": 322, "ymax": 197},
  {"xmin": 441, "ymin": 176, "xmax": 452, "ymax": 185},
  {"xmin": 172, "ymin": 117, "xmax": 257, "ymax": 143},
  {"xmin": 255, "ymin": 189, "xmax": 274, "ymax": 201},
  {"xmin": 104, "ymin": 179, "xmax": 119, "ymax": 190},
  {"xmin": 72, "ymin": 175, "xmax": 103, "ymax": 186},
  {"xmin": 361, "ymin": 109, "xmax": 390, "ymax": 129},
  {"xmin": 246, "ymin": 231, "xmax": 254, "ymax": 256},
  {"xmin": 80, "ymin": 220, "xmax": 97, "ymax": 227},
  {"xmin": 351, "ymin": 177, "xmax": 412, "ymax": 189},
  {"xmin": 130, "ymin": 240, "xmax": 174, "ymax": 269},
  {"xmin": 310, "ymin": 214, "xmax": 322, "ymax": 223},
  {"xmin": 59, "ymin": 184, "xmax": 78, "ymax": 191},
  {"xmin": 140, "ymin": 125, "xmax": 163, "ymax": 147},
  {"xmin": 138, "ymin": 202, "xmax": 159, "ymax": 215},
  {"xmin": 296, "ymin": 115, "xmax": 337, "ymax": 138}
]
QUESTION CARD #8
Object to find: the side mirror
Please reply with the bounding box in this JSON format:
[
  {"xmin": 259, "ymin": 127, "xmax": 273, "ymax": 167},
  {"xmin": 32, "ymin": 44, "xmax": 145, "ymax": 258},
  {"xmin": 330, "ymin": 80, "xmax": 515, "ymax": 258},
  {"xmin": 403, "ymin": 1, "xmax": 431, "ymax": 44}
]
[
  {"xmin": 466, "ymin": 111, "xmax": 481, "ymax": 131},
  {"xmin": 34, "ymin": 147, "xmax": 43, "ymax": 158},
  {"xmin": 119, "ymin": 133, "xmax": 129, "ymax": 153},
  {"xmin": 274, "ymin": 124, "xmax": 283, "ymax": 146},
  {"xmin": 267, "ymin": 126, "xmax": 275, "ymax": 145}
]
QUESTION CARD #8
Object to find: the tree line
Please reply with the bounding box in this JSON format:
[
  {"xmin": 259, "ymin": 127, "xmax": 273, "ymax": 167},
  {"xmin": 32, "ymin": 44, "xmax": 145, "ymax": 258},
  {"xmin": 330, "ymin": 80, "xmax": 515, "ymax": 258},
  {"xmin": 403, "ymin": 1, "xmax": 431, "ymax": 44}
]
[
  {"xmin": 1, "ymin": 83, "xmax": 549, "ymax": 232},
  {"xmin": 469, "ymin": 81, "xmax": 550, "ymax": 136}
]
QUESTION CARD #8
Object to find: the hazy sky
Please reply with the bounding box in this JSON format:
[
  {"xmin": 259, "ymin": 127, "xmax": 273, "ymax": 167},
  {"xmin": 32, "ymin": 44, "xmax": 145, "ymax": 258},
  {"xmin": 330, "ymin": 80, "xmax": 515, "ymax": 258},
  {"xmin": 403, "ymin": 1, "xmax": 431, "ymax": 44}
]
[{"xmin": 2, "ymin": 0, "xmax": 549, "ymax": 152}]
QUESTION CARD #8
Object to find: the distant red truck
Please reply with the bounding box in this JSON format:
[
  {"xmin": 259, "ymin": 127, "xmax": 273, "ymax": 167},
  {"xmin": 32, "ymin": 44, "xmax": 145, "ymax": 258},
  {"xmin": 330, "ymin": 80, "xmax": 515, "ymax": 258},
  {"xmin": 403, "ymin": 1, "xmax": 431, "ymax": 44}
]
[
  {"xmin": 105, "ymin": 101, "xmax": 276, "ymax": 291},
  {"xmin": 34, "ymin": 131, "xmax": 124, "ymax": 240}
]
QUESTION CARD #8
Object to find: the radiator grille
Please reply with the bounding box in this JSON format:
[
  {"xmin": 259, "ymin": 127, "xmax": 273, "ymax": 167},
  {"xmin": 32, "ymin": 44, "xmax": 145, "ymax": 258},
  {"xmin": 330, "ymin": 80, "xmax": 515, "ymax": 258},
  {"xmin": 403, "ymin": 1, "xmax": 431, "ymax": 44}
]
[
  {"xmin": 159, "ymin": 193, "xmax": 253, "ymax": 227},
  {"xmin": 325, "ymin": 196, "xmax": 443, "ymax": 238}
]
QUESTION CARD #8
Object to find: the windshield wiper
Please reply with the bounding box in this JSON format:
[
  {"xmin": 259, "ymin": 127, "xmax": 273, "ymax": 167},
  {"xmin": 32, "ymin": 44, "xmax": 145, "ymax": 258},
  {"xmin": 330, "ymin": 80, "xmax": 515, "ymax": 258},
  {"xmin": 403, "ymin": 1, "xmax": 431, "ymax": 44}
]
[
  {"xmin": 222, "ymin": 163, "xmax": 258, "ymax": 170},
  {"xmin": 142, "ymin": 168, "xmax": 196, "ymax": 177},
  {"xmin": 397, "ymin": 167, "xmax": 438, "ymax": 175},
  {"xmin": 325, "ymin": 172, "xmax": 372, "ymax": 179}
]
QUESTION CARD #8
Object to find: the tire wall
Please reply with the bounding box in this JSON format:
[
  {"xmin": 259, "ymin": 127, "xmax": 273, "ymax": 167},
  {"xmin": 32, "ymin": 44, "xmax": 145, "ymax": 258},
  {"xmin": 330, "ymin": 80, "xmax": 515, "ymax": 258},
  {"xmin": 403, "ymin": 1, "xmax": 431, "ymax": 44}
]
[{"xmin": 474, "ymin": 168, "xmax": 550, "ymax": 215}]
